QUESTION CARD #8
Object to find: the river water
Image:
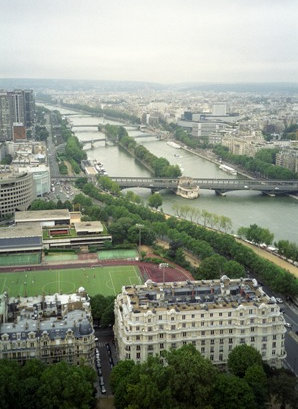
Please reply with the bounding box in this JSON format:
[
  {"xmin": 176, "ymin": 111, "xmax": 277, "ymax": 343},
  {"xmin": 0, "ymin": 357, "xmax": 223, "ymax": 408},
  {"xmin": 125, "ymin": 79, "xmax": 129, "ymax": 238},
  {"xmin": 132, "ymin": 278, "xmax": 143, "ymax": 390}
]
[{"xmin": 42, "ymin": 104, "xmax": 298, "ymax": 243}]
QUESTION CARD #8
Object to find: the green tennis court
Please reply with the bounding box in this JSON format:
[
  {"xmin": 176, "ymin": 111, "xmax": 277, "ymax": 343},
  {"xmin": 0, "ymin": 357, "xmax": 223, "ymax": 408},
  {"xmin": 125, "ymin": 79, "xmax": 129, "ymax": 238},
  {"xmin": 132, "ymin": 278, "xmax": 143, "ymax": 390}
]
[
  {"xmin": 0, "ymin": 265, "xmax": 143, "ymax": 297},
  {"xmin": 44, "ymin": 253, "xmax": 78, "ymax": 262},
  {"xmin": 0, "ymin": 253, "xmax": 41, "ymax": 266},
  {"xmin": 98, "ymin": 249, "xmax": 138, "ymax": 260}
]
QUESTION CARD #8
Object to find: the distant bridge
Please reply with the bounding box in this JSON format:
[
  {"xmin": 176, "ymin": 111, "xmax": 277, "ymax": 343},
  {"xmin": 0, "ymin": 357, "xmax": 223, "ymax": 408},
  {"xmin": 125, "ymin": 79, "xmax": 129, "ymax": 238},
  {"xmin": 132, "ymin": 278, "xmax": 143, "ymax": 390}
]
[{"xmin": 51, "ymin": 176, "xmax": 298, "ymax": 195}]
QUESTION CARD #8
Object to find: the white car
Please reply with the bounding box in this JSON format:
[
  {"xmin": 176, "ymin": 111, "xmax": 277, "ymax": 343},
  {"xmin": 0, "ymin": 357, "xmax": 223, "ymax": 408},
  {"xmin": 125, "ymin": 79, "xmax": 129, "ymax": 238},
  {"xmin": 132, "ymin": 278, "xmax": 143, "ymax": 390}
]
[
  {"xmin": 276, "ymin": 298, "xmax": 283, "ymax": 304},
  {"xmin": 284, "ymin": 322, "xmax": 292, "ymax": 328}
]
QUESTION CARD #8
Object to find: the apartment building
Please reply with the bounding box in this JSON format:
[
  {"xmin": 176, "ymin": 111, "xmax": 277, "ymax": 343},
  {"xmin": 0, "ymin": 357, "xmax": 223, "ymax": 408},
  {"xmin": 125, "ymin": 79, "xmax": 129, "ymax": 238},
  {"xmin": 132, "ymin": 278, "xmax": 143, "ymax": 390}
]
[
  {"xmin": 0, "ymin": 288, "xmax": 95, "ymax": 365},
  {"xmin": 276, "ymin": 149, "xmax": 298, "ymax": 173},
  {"xmin": 0, "ymin": 90, "xmax": 35, "ymax": 141},
  {"xmin": 114, "ymin": 277, "xmax": 286, "ymax": 367}
]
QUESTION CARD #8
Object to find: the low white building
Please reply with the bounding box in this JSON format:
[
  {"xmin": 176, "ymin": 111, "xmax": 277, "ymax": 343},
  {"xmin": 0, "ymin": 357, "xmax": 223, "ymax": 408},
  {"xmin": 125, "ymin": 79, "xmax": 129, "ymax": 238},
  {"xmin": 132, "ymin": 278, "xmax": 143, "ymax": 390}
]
[{"xmin": 114, "ymin": 276, "xmax": 286, "ymax": 367}]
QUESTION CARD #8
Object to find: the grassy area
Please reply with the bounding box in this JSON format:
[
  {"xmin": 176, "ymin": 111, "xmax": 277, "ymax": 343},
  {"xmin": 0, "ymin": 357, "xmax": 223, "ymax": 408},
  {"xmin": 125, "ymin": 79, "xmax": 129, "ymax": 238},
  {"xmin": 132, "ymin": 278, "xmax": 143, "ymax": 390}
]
[
  {"xmin": 98, "ymin": 249, "xmax": 138, "ymax": 260},
  {"xmin": 0, "ymin": 253, "xmax": 41, "ymax": 266},
  {"xmin": 0, "ymin": 265, "xmax": 143, "ymax": 297},
  {"xmin": 44, "ymin": 253, "xmax": 78, "ymax": 262}
]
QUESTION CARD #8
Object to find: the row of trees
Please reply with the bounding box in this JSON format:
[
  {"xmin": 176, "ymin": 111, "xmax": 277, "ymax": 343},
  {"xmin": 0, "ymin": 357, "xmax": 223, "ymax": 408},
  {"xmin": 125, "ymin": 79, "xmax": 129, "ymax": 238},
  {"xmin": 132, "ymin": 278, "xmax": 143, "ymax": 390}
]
[
  {"xmin": 0, "ymin": 359, "xmax": 96, "ymax": 409},
  {"xmin": 61, "ymin": 102, "xmax": 140, "ymax": 123},
  {"xmin": 213, "ymin": 145, "xmax": 297, "ymax": 180},
  {"xmin": 112, "ymin": 126, "xmax": 181, "ymax": 178},
  {"xmin": 238, "ymin": 224, "xmax": 274, "ymax": 245},
  {"xmin": 172, "ymin": 204, "xmax": 232, "ymax": 232},
  {"xmin": 76, "ymin": 179, "xmax": 298, "ymax": 297},
  {"xmin": 30, "ymin": 198, "xmax": 73, "ymax": 211},
  {"xmin": 110, "ymin": 344, "xmax": 298, "ymax": 409},
  {"xmin": 276, "ymin": 239, "xmax": 298, "ymax": 262}
]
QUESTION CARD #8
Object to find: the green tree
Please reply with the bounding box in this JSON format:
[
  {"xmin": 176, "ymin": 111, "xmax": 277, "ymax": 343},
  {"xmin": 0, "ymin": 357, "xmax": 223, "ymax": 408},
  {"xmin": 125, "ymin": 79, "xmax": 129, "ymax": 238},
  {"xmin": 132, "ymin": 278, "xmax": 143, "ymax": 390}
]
[
  {"xmin": 269, "ymin": 368, "xmax": 298, "ymax": 409},
  {"xmin": 228, "ymin": 345, "xmax": 263, "ymax": 378},
  {"xmin": 223, "ymin": 260, "xmax": 245, "ymax": 278},
  {"xmin": 148, "ymin": 193, "xmax": 163, "ymax": 209},
  {"xmin": 212, "ymin": 374, "xmax": 256, "ymax": 409},
  {"xmin": 244, "ymin": 364, "xmax": 268, "ymax": 409},
  {"xmin": 197, "ymin": 254, "xmax": 227, "ymax": 279}
]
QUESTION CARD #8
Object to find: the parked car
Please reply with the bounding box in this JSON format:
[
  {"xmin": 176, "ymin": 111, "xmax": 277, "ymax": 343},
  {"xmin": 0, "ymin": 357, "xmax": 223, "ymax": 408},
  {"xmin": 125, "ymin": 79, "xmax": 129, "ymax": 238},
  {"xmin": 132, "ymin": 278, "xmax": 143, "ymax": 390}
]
[
  {"xmin": 101, "ymin": 386, "xmax": 106, "ymax": 394},
  {"xmin": 276, "ymin": 298, "xmax": 283, "ymax": 304},
  {"xmin": 99, "ymin": 376, "xmax": 104, "ymax": 386},
  {"xmin": 284, "ymin": 322, "xmax": 292, "ymax": 328}
]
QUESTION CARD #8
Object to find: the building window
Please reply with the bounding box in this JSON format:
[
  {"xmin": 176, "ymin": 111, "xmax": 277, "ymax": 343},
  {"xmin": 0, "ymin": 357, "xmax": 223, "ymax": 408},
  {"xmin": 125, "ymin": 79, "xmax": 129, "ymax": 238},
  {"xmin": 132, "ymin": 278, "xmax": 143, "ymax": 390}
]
[
  {"xmin": 272, "ymin": 350, "xmax": 276, "ymax": 355},
  {"xmin": 148, "ymin": 345, "xmax": 153, "ymax": 351},
  {"xmin": 171, "ymin": 334, "xmax": 176, "ymax": 339},
  {"xmin": 262, "ymin": 319, "xmax": 266, "ymax": 324},
  {"xmin": 160, "ymin": 343, "xmax": 164, "ymax": 349},
  {"xmin": 228, "ymin": 320, "xmax": 232, "ymax": 325},
  {"xmin": 241, "ymin": 329, "xmax": 245, "ymax": 334},
  {"xmin": 201, "ymin": 314, "xmax": 204, "ymax": 318},
  {"xmin": 272, "ymin": 342, "xmax": 276, "ymax": 348},
  {"xmin": 201, "ymin": 322, "xmax": 204, "ymax": 327},
  {"xmin": 136, "ymin": 336, "xmax": 140, "ymax": 340},
  {"xmin": 191, "ymin": 314, "xmax": 195, "ymax": 319},
  {"xmin": 273, "ymin": 335, "xmax": 277, "ymax": 340},
  {"xmin": 211, "ymin": 330, "xmax": 214, "ymax": 335},
  {"xmin": 159, "ymin": 325, "xmax": 164, "ymax": 330},
  {"xmin": 219, "ymin": 312, "xmax": 222, "ymax": 317},
  {"xmin": 251, "ymin": 327, "xmax": 255, "ymax": 332},
  {"xmin": 136, "ymin": 326, "xmax": 140, "ymax": 331},
  {"xmin": 210, "ymin": 346, "xmax": 214, "ymax": 353},
  {"xmin": 249, "ymin": 309, "xmax": 253, "ymax": 314},
  {"xmin": 240, "ymin": 338, "xmax": 245, "ymax": 344},
  {"xmin": 201, "ymin": 340, "xmax": 205, "ymax": 345},
  {"xmin": 136, "ymin": 345, "xmax": 140, "ymax": 351},
  {"xmin": 201, "ymin": 331, "xmax": 205, "ymax": 336},
  {"xmin": 183, "ymin": 332, "xmax": 187, "ymax": 337},
  {"xmin": 182, "ymin": 315, "xmax": 186, "ymax": 320},
  {"xmin": 219, "ymin": 354, "xmax": 223, "ymax": 361},
  {"xmin": 182, "ymin": 323, "xmax": 186, "ymax": 328},
  {"xmin": 148, "ymin": 319, "xmax": 151, "ymax": 323},
  {"xmin": 182, "ymin": 341, "xmax": 187, "ymax": 345},
  {"xmin": 229, "ymin": 329, "xmax": 233, "ymax": 334},
  {"xmin": 229, "ymin": 345, "xmax": 233, "ymax": 351},
  {"xmin": 136, "ymin": 353, "xmax": 140, "ymax": 359},
  {"xmin": 172, "ymin": 343, "xmax": 176, "ymax": 349},
  {"xmin": 192, "ymin": 341, "xmax": 196, "ymax": 346},
  {"xmin": 211, "ymin": 339, "xmax": 214, "ymax": 345},
  {"xmin": 228, "ymin": 312, "xmax": 232, "ymax": 317},
  {"xmin": 210, "ymin": 355, "xmax": 214, "ymax": 361},
  {"xmin": 171, "ymin": 325, "xmax": 176, "ymax": 330},
  {"xmin": 159, "ymin": 334, "xmax": 164, "ymax": 339},
  {"xmin": 240, "ymin": 320, "xmax": 244, "ymax": 325},
  {"xmin": 220, "ymin": 329, "xmax": 223, "ymax": 334},
  {"xmin": 148, "ymin": 327, "xmax": 152, "ymax": 332},
  {"xmin": 171, "ymin": 317, "xmax": 175, "ymax": 321},
  {"xmin": 148, "ymin": 336, "xmax": 153, "ymax": 341},
  {"xmin": 192, "ymin": 323, "xmax": 195, "ymax": 327},
  {"xmin": 220, "ymin": 339, "xmax": 224, "ymax": 344},
  {"xmin": 262, "ymin": 344, "xmax": 266, "ymax": 350},
  {"xmin": 201, "ymin": 347, "xmax": 205, "ymax": 353},
  {"xmin": 251, "ymin": 337, "xmax": 255, "ymax": 342},
  {"xmin": 262, "ymin": 336, "xmax": 267, "ymax": 342},
  {"xmin": 250, "ymin": 318, "xmax": 254, "ymax": 324},
  {"xmin": 159, "ymin": 315, "xmax": 162, "ymax": 320}
]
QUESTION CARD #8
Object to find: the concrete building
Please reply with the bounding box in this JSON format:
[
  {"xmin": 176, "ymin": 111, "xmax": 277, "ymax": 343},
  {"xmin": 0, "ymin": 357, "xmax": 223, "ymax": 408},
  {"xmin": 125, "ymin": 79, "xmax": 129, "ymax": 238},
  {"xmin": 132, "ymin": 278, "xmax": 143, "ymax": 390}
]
[
  {"xmin": 0, "ymin": 90, "xmax": 35, "ymax": 141},
  {"xmin": 0, "ymin": 288, "xmax": 95, "ymax": 365},
  {"xmin": 276, "ymin": 149, "xmax": 298, "ymax": 173},
  {"xmin": 0, "ymin": 223, "xmax": 42, "ymax": 254},
  {"xmin": 0, "ymin": 171, "xmax": 35, "ymax": 217},
  {"xmin": 114, "ymin": 277, "xmax": 286, "ymax": 367}
]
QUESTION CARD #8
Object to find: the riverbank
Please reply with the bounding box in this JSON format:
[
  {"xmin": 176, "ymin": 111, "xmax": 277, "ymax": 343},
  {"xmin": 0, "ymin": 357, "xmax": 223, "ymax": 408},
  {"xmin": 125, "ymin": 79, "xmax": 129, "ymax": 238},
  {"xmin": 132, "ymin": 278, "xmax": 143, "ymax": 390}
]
[{"xmin": 173, "ymin": 141, "xmax": 253, "ymax": 179}]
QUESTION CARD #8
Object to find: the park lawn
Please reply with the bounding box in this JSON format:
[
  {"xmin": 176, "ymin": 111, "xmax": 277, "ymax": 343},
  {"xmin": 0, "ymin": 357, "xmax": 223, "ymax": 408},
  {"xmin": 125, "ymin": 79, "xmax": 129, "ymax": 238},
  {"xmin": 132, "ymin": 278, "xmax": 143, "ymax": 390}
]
[{"xmin": 0, "ymin": 265, "xmax": 142, "ymax": 297}]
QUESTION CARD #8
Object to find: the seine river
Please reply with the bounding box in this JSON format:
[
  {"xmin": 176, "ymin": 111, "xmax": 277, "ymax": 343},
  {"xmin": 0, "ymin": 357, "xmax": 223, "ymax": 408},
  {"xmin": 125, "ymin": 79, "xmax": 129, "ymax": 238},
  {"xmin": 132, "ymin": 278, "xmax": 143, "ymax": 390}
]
[{"xmin": 42, "ymin": 105, "xmax": 298, "ymax": 243}]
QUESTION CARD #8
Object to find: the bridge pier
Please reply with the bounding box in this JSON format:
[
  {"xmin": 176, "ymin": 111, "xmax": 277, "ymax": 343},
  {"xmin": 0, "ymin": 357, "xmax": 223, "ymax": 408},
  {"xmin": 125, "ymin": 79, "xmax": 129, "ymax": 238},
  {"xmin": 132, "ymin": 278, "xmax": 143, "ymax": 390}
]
[{"xmin": 215, "ymin": 190, "xmax": 226, "ymax": 197}]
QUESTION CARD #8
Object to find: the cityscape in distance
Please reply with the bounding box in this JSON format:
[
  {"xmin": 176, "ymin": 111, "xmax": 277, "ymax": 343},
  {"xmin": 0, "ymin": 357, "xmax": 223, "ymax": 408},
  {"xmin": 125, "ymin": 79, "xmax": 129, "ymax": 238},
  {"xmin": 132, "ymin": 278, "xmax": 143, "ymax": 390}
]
[{"xmin": 0, "ymin": 1, "xmax": 297, "ymax": 408}]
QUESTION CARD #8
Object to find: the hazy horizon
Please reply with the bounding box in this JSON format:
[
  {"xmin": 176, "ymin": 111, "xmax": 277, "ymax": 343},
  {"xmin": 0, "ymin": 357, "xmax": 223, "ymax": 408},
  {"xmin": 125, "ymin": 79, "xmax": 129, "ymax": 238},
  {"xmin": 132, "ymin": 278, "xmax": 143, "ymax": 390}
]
[{"xmin": 1, "ymin": 0, "xmax": 297, "ymax": 84}]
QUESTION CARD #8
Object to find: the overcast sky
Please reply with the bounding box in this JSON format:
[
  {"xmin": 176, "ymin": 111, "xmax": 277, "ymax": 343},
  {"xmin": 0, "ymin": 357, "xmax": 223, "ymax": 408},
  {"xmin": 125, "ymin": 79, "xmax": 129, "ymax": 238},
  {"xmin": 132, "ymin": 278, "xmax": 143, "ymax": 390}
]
[{"xmin": 0, "ymin": 0, "xmax": 297, "ymax": 83}]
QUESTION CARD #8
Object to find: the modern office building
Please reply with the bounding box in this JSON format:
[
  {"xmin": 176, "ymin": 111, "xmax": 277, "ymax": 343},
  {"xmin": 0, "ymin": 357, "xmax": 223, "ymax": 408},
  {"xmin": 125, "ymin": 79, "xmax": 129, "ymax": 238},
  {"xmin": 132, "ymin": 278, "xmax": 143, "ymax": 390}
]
[
  {"xmin": 114, "ymin": 277, "xmax": 286, "ymax": 367},
  {"xmin": 0, "ymin": 171, "xmax": 35, "ymax": 216},
  {"xmin": 0, "ymin": 90, "xmax": 35, "ymax": 141},
  {"xmin": 0, "ymin": 288, "xmax": 95, "ymax": 365}
]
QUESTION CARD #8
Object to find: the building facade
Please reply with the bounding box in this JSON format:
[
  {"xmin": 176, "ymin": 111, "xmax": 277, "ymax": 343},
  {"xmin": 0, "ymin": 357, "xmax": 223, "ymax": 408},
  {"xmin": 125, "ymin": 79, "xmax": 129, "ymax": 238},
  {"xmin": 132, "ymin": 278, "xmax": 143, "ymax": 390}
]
[
  {"xmin": 0, "ymin": 90, "xmax": 35, "ymax": 141},
  {"xmin": 0, "ymin": 171, "xmax": 35, "ymax": 216},
  {"xmin": 114, "ymin": 277, "xmax": 286, "ymax": 367},
  {"xmin": 0, "ymin": 289, "xmax": 95, "ymax": 366}
]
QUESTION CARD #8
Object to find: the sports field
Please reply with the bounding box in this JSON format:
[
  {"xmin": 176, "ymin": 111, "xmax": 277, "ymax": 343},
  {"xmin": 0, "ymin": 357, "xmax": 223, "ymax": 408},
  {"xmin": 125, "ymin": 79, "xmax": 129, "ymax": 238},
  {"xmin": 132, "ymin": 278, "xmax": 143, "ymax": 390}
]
[
  {"xmin": 0, "ymin": 265, "xmax": 143, "ymax": 297},
  {"xmin": 98, "ymin": 249, "xmax": 138, "ymax": 260},
  {"xmin": 0, "ymin": 253, "xmax": 41, "ymax": 266}
]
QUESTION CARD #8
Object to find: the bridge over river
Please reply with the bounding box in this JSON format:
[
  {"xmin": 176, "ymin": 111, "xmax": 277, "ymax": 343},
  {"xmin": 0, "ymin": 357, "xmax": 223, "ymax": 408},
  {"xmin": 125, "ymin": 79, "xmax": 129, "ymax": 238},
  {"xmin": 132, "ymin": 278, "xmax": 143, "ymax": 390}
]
[{"xmin": 52, "ymin": 176, "xmax": 298, "ymax": 195}]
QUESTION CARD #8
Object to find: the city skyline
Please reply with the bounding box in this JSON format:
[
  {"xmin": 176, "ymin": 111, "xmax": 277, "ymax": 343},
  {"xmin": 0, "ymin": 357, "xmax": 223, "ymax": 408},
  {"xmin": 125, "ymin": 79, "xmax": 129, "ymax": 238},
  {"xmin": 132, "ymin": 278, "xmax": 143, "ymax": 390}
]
[{"xmin": 1, "ymin": 0, "xmax": 298, "ymax": 83}]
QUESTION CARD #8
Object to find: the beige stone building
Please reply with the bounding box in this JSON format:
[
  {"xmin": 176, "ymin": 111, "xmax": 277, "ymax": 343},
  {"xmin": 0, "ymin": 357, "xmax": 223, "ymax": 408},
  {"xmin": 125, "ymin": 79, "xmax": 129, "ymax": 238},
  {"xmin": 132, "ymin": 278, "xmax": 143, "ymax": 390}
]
[
  {"xmin": 114, "ymin": 277, "xmax": 286, "ymax": 367},
  {"xmin": 0, "ymin": 288, "xmax": 95, "ymax": 365}
]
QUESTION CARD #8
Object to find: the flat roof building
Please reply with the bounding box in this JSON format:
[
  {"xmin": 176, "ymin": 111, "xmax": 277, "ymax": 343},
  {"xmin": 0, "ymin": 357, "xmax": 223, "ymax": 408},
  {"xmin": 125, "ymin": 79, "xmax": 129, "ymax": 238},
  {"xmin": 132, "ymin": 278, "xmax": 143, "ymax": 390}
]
[
  {"xmin": 15, "ymin": 209, "xmax": 70, "ymax": 226},
  {"xmin": 114, "ymin": 276, "xmax": 286, "ymax": 367}
]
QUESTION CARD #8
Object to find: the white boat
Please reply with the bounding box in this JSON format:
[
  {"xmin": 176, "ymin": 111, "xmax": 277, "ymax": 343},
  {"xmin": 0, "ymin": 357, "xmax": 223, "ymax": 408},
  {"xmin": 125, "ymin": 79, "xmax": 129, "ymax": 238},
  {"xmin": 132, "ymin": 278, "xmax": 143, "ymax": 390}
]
[
  {"xmin": 219, "ymin": 164, "xmax": 237, "ymax": 176},
  {"xmin": 167, "ymin": 141, "xmax": 181, "ymax": 149}
]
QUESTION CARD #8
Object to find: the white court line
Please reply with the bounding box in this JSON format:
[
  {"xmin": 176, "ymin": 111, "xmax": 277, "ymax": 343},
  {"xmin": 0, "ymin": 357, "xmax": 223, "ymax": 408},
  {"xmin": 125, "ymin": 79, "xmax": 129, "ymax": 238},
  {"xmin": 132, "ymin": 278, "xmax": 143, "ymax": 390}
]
[{"xmin": 109, "ymin": 271, "xmax": 116, "ymax": 295}]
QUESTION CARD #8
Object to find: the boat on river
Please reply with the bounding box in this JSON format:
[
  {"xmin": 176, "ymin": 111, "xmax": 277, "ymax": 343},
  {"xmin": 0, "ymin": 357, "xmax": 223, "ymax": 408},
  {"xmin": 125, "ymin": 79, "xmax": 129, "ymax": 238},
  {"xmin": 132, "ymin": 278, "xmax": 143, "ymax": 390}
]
[
  {"xmin": 167, "ymin": 141, "xmax": 181, "ymax": 149},
  {"xmin": 219, "ymin": 164, "xmax": 237, "ymax": 176}
]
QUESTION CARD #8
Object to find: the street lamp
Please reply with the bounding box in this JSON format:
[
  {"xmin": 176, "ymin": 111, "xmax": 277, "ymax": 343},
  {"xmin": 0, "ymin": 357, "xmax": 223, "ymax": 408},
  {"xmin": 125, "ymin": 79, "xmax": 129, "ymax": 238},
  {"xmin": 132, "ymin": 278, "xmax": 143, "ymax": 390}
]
[
  {"xmin": 136, "ymin": 224, "xmax": 144, "ymax": 247},
  {"xmin": 159, "ymin": 263, "xmax": 169, "ymax": 284}
]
